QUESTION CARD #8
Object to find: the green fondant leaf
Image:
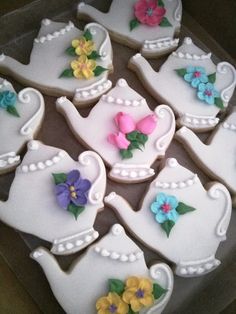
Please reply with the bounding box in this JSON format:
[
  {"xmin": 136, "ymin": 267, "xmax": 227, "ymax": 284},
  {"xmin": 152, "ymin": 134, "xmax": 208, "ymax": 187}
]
[
  {"xmin": 59, "ymin": 69, "xmax": 74, "ymax": 78},
  {"xmin": 158, "ymin": 0, "xmax": 165, "ymax": 7},
  {"xmin": 208, "ymin": 72, "xmax": 216, "ymax": 84},
  {"xmin": 161, "ymin": 220, "xmax": 175, "ymax": 237},
  {"xmin": 128, "ymin": 307, "xmax": 137, "ymax": 314},
  {"xmin": 128, "ymin": 140, "xmax": 142, "ymax": 151},
  {"xmin": 93, "ymin": 66, "xmax": 108, "ymax": 77},
  {"xmin": 130, "ymin": 18, "xmax": 140, "ymax": 31},
  {"xmin": 52, "ymin": 173, "xmax": 67, "ymax": 185},
  {"xmin": 108, "ymin": 279, "xmax": 125, "ymax": 295},
  {"xmin": 65, "ymin": 46, "xmax": 76, "ymax": 56},
  {"xmin": 215, "ymin": 97, "xmax": 224, "ymax": 109},
  {"xmin": 153, "ymin": 283, "xmax": 168, "ymax": 299},
  {"xmin": 136, "ymin": 133, "xmax": 148, "ymax": 146},
  {"xmin": 175, "ymin": 68, "xmax": 187, "ymax": 77},
  {"xmin": 126, "ymin": 131, "xmax": 139, "ymax": 141},
  {"xmin": 120, "ymin": 149, "xmax": 133, "ymax": 159},
  {"xmin": 159, "ymin": 17, "xmax": 172, "ymax": 27},
  {"xmin": 88, "ymin": 50, "xmax": 101, "ymax": 60},
  {"xmin": 68, "ymin": 203, "xmax": 85, "ymax": 220},
  {"xmin": 176, "ymin": 202, "xmax": 196, "ymax": 215},
  {"xmin": 7, "ymin": 106, "xmax": 20, "ymax": 117},
  {"xmin": 83, "ymin": 29, "xmax": 92, "ymax": 41}
]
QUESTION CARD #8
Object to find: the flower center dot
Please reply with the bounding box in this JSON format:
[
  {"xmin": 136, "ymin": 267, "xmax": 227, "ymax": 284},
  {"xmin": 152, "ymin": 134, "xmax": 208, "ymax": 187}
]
[
  {"xmin": 146, "ymin": 8, "xmax": 153, "ymax": 16},
  {"xmin": 161, "ymin": 203, "xmax": 171, "ymax": 213},
  {"xmin": 194, "ymin": 71, "xmax": 201, "ymax": 78},
  {"xmin": 136, "ymin": 289, "xmax": 144, "ymax": 298},
  {"xmin": 204, "ymin": 89, "xmax": 212, "ymax": 96},
  {"xmin": 69, "ymin": 186, "xmax": 75, "ymax": 192},
  {"xmin": 109, "ymin": 304, "xmax": 117, "ymax": 313}
]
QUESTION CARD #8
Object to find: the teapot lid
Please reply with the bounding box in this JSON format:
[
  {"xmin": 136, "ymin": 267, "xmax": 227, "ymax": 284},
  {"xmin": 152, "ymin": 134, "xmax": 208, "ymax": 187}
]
[
  {"xmin": 171, "ymin": 37, "xmax": 212, "ymax": 62},
  {"xmin": 18, "ymin": 140, "xmax": 67, "ymax": 173},
  {"xmin": 153, "ymin": 158, "xmax": 199, "ymax": 190},
  {"xmin": 93, "ymin": 224, "xmax": 144, "ymax": 263}
]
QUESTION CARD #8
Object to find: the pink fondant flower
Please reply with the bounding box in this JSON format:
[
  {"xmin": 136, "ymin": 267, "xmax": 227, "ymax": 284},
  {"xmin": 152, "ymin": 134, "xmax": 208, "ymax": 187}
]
[
  {"xmin": 108, "ymin": 132, "xmax": 130, "ymax": 149},
  {"xmin": 136, "ymin": 114, "xmax": 157, "ymax": 134},
  {"xmin": 114, "ymin": 112, "xmax": 136, "ymax": 134},
  {"xmin": 134, "ymin": 0, "xmax": 166, "ymax": 26}
]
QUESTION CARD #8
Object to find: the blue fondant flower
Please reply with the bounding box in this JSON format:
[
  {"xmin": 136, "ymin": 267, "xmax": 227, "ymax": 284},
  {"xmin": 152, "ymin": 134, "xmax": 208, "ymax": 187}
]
[
  {"xmin": 0, "ymin": 90, "xmax": 17, "ymax": 109},
  {"xmin": 55, "ymin": 170, "xmax": 91, "ymax": 209},
  {"xmin": 150, "ymin": 193, "xmax": 179, "ymax": 223},
  {"xmin": 184, "ymin": 66, "xmax": 208, "ymax": 88},
  {"xmin": 197, "ymin": 82, "xmax": 220, "ymax": 105}
]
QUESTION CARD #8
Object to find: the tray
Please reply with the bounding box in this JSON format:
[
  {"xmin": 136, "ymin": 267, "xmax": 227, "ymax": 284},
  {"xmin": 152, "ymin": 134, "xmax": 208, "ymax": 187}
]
[{"xmin": 0, "ymin": 1, "xmax": 236, "ymax": 313}]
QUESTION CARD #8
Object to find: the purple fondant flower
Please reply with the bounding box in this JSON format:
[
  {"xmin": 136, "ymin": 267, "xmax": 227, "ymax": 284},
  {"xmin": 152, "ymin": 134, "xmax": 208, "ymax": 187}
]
[{"xmin": 55, "ymin": 170, "xmax": 91, "ymax": 209}]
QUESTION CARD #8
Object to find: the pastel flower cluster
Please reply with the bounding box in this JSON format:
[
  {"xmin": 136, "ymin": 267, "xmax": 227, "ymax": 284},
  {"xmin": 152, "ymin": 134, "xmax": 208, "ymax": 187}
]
[
  {"xmin": 175, "ymin": 66, "xmax": 224, "ymax": 108},
  {"xmin": 60, "ymin": 29, "xmax": 107, "ymax": 79},
  {"xmin": 150, "ymin": 193, "xmax": 196, "ymax": 237},
  {"xmin": 96, "ymin": 276, "xmax": 167, "ymax": 314},
  {"xmin": 53, "ymin": 170, "xmax": 91, "ymax": 219},
  {"xmin": 108, "ymin": 112, "xmax": 157, "ymax": 159},
  {"xmin": 0, "ymin": 90, "xmax": 19, "ymax": 117},
  {"xmin": 130, "ymin": 0, "xmax": 172, "ymax": 31}
]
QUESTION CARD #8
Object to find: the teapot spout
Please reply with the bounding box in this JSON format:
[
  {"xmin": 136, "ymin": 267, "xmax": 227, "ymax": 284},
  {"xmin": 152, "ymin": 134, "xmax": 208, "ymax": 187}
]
[
  {"xmin": 0, "ymin": 54, "xmax": 29, "ymax": 81},
  {"xmin": 128, "ymin": 53, "xmax": 158, "ymax": 93},
  {"xmin": 78, "ymin": 2, "xmax": 106, "ymax": 24},
  {"xmin": 31, "ymin": 247, "xmax": 66, "ymax": 289},
  {"xmin": 105, "ymin": 192, "xmax": 136, "ymax": 225},
  {"xmin": 56, "ymin": 97, "xmax": 86, "ymax": 139},
  {"xmin": 175, "ymin": 127, "xmax": 210, "ymax": 162}
]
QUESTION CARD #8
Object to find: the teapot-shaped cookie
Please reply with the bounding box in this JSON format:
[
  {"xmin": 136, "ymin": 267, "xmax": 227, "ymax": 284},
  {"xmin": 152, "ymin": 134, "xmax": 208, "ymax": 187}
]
[
  {"xmin": 129, "ymin": 37, "xmax": 236, "ymax": 131},
  {"xmin": 31, "ymin": 224, "xmax": 173, "ymax": 314},
  {"xmin": 0, "ymin": 77, "xmax": 44, "ymax": 174},
  {"xmin": 105, "ymin": 158, "xmax": 232, "ymax": 277},
  {"xmin": 0, "ymin": 140, "xmax": 106, "ymax": 255},
  {"xmin": 78, "ymin": 0, "xmax": 182, "ymax": 58},
  {"xmin": 176, "ymin": 109, "xmax": 236, "ymax": 206},
  {"xmin": 56, "ymin": 78, "xmax": 175, "ymax": 183},
  {"xmin": 0, "ymin": 19, "xmax": 113, "ymax": 107}
]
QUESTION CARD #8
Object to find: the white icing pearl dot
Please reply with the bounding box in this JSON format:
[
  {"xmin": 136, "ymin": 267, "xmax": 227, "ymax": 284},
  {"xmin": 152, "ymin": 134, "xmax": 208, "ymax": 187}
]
[
  {"xmin": 111, "ymin": 224, "xmax": 124, "ymax": 236},
  {"xmin": 76, "ymin": 240, "xmax": 84, "ymax": 246},
  {"xmin": 184, "ymin": 37, "xmax": 192, "ymax": 45},
  {"xmin": 166, "ymin": 158, "xmax": 178, "ymax": 168},
  {"xmin": 28, "ymin": 140, "xmax": 39, "ymax": 151},
  {"xmin": 53, "ymin": 156, "xmax": 60, "ymax": 163},
  {"xmin": 95, "ymin": 247, "xmax": 101, "ymax": 253},
  {"xmin": 85, "ymin": 235, "xmax": 92, "ymax": 242},
  {"xmin": 42, "ymin": 18, "xmax": 51, "ymax": 26},
  {"xmin": 120, "ymin": 254, "xmax": 128, "ymax": 262},
  {"xmin": 45, "ymin": 160, "xmax": 53, "ymax": 166},
  {"xmin": 93, "ymin": 231, "xmax": 99, "ymax": 239},
  {"xmin": 66, "ymin": 243, "xmax": 74, "ymax": 250},
  {"xmin": 117, "ymin": 79, "xmax": 127, "ymax": 87},
  {"xmin": 37, "ymin": 162, "xmax": 45, "ymax": 170},
  {"xmin": 29, "ymin": 164, "xmax": 37, "ymax": 171}
]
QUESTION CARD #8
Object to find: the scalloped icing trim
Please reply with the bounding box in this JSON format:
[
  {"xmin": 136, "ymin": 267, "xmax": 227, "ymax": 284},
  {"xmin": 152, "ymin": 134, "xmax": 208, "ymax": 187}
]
[
  {"xmin": 111, "ymin": 164, "xmax": 155, "ymax": 180},
  {"xmin": 34, "ymin": 21, "xmax": 74, "ymax": 44},
  {"xmin": 222, "ymin": 121, "xmax": 236, "ymax": 131},
  {"xmin": 0, "ymin": 152, "xmax": 20, "ymax": 169},
  {"xmin": 155, "ymin": 174, "xmax": 198, "ymax": 189},
  {"xmin": 94, "ymin": 246, "xmax": 143, "ymax": 263},
  {"xmin": 52, "ymin": 228, "xmax": 99, "ymax": 255},
  {"xmin": 20, "ymin": 151, "xmax": 65, "ymax": 173},
  {"xmin": 101, "ymin": 93, "xmax": 145, "ymax": 107},
  {"xmin": 172, "ymin": 51, "xmax": 212, "ymax": 60},
  {"xmin": 179, "ymin": 113, "xmax": 219, "ymax": 128},
  {"xmin": 143, "ymin": 38, "xmax": 179, "ymax": 51},
  {"xmin": 74, "ymin": 79, "xmax": 112, "ymax": 101}
]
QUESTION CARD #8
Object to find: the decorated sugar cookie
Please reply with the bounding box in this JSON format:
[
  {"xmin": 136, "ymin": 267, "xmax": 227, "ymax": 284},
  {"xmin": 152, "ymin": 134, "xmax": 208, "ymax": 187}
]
[
  {"xmin": 56, "ymin": 78, "xmax": 175, "ymax": 183},
  {"xmin": 0, "ymin": 19, "xmax": 113, "ymax": 107},
  {"xmin": 105, "ymin": 158, "xmax": 232, "ymax": 277},
  {"xmin": 31, "ymin": 224, "xmax": 173, "ymax": 313},
  {"xmin": 0, "ymin": 140, "xmax": 106, "ymax": 255},
  {"xmin": 78, "ymin": 0, "xmax": 182, "ymax": 58},
  {"xmin": 0, "ymin": 77, "xmax": 44, "ymax": 175},
  {"xmin": 176, "ymin": 109, "xmax": 236, "ymax": 206},
  {"xmin": 129, "ymin": 37, "xmax": 236, "ymax": 131}
]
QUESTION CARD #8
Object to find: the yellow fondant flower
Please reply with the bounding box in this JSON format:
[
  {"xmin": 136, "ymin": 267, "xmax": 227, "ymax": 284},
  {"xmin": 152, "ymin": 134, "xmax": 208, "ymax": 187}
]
[
  {"xmin": 71, "ymin": 55, "xmax": 96, "ymax": 79},
  {"xmin": 122, "ymin": 277, "xmax": 154, "ymax": 312},
  {"xmin": 72, "ymin": 36, "xmax": 95, "ymax": 56},
  {"xmin": 96, "ymin": 292, "xmax": 129, "ymax": 314}
]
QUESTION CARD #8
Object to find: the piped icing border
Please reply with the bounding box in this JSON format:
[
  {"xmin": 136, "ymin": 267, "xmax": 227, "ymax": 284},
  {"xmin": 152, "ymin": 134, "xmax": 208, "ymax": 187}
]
[
  {"xmin": 222, "ymin": 121, "xmax": 236, "ymax": 131},
  {"xmin": 172, "ymin": 51, "xmax": 212, "ymax": 60},
  {"xmin": 20, "ymin": 150, "xmax": 65, "ymax": 173},
  {"xmin": 111, "ymin": 164, "xmax": 155, "ymax": 180},
  {"xmin": 74, "ymin": 79, "xmax": 112, "ymax": 101},
  {"xmin": 0, "ymin": 152, "xmax": 20, "ymax": 169},
  {"xmin": 179, "ymin": 113, "xmax": 219, "ymax": 128},
  {"xmin": 34, "ymin": 21, "xmax": 74, "ymax": 44},
  {"xmin": 216, "ymin": 62, "xmax": 236, "ymax": 103},
  {"xmin": 155, "ymin": 174, "xmax": 198, "ymax": 189},
  {"xmin": 143, "ymin": 38, "xmax": 179, "ymax": 52},
  {"xmin": 52, "ymin": 228, "xmax": 99, "ymax": 255},
  {"xmin": 94, "ymin": 246, "xmax": 143, "ymax": 263}
]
